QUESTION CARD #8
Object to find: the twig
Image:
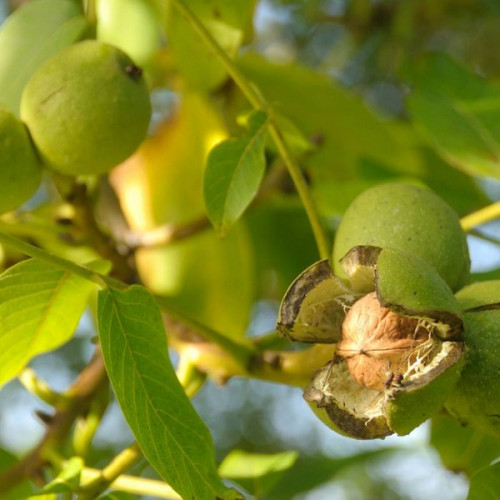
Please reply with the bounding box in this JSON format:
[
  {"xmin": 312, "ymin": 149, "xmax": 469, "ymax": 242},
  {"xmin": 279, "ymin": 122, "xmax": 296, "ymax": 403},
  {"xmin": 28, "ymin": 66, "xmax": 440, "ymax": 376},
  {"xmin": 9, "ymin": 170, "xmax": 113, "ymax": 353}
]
[
  {"xmin": 0, "ymin": 228, "xmax": 256, "ymax": 367},
  {"xmin": 80, "ymin": 467, "xmax": 181, "ymax": 499},
  {"xmin": 0, "ymin": 350, "xmax": 108, "ymax": 494},
  {"xmin": 122, "ymin": 216, "xmax": 211, "ymax": 249},
  {"xmin": 461, "ymin": 201, "xmax": 500, "ymax": 232},
  {"xmin": 78, "ymin": 443, "xmax": 143, "ymax": 499},
  {"xmin": 169, "ymin": 0, "xmax": 330, "ymax": 260}
]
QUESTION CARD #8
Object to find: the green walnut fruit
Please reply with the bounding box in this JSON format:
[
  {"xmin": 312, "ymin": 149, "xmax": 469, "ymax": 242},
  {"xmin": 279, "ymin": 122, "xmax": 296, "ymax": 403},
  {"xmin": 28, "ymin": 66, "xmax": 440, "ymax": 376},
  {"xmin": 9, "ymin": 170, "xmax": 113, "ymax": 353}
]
[
  {"xmin": 333, "ymin": 183, "xmax": 470, "ymax": 292},
  {"xmin": 445, "ymin": 281, "xmax": 500, "ymax": 437},
  {"xmin": 21, "ymin": 40, "xmax": 151, "ymax": 176},
  {"xmin": 0, "ymin": 107, "xmax": 42, "ymax": 213}
]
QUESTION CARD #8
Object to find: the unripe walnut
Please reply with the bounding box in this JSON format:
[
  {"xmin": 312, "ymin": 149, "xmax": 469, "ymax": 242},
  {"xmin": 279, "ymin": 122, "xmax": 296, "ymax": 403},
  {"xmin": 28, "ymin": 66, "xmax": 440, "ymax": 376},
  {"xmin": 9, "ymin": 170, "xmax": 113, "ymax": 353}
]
[
  {"xmin": 21, "ymin": 40, "xmax": 151, "ymax": 176},
  {"xmin": 333, "ymin": 183, "xmax": 470, "ymax": 291},
  {"xmin": 337, "ymin": 292, "xmax": 429, "ymax": 391}
]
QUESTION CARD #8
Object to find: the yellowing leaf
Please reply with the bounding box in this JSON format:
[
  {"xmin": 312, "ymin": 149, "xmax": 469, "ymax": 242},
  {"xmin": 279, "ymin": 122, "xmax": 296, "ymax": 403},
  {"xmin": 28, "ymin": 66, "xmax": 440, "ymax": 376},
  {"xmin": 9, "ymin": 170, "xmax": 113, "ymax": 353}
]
[{"xmin": 111, "ymin": 94, "xmax": 254, "ymax": 339}]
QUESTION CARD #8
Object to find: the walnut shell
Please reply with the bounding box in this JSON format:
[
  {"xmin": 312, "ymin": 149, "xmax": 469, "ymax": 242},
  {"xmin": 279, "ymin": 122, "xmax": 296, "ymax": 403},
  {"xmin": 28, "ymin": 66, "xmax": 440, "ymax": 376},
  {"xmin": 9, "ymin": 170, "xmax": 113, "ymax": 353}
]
[{"xmin": 337, "ymin": 292, "xmax": 430, "ymax": 390}]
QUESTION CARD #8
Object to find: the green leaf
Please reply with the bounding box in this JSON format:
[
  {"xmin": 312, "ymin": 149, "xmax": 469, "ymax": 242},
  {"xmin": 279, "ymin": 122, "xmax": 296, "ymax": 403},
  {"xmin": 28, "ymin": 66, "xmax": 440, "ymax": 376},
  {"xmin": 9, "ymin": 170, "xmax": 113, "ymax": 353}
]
[
  {"xmin": 468, "ymin": 462, "xmax": 500, "ymax": 500},
  {"xmin": 0, "ymin": 0, "xmax": 88, "ymax": 115},
  {"xmin": 219, "ymin": 450, "xmax": 298, "ymax": 496},
  {"xmin": 163, "ymin": 0, "xmax": 256, "ymax": 91},
  {"xmin": 408, "ymin": 54, "xmax": 500, "ymax": 179},
  {"xmin": 31, "ymin": 457, "xmax": 82, "ymax": 495},
  {"xmin": 204, "ymin": 110, "xmax": 268, "ymax": 236},
  {"xmin": 431, "ymin": 415, "xmax": 500, "ymax": 475},
  {"xmin": 238, "ymin": 54, "xmax": 422, "ymax": 183},
  {"xmin": 97, "ymin": 285, "xmax": 231, "ymax": 500},
  {"xmin": 0, "ymin": 259, "xmax": 105, "ymax": 389},
  {"xmin": 96, "ymin": 0, "xmax": 162, "ymax": 66},
  {"xmin": 0, "ymin": 448, "xmax": 34, "ymax": 499},
  {"xmin": 265, "ymin": 448, "xmax": 399, "ymax": 500}
]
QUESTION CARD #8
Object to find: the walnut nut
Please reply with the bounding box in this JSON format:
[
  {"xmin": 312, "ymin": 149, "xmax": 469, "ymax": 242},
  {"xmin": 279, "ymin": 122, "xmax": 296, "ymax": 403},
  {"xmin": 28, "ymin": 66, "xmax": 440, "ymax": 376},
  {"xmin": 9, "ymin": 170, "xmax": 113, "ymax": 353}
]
[{"xmin": 337, "ymin": 292, "xmax": 430, "ymax": 390}]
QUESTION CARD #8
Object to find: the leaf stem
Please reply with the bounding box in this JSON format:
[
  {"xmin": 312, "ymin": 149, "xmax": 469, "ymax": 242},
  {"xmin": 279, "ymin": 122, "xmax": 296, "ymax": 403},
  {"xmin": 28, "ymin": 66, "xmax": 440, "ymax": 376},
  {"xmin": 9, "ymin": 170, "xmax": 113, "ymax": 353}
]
[
  {"xmin": 78, "ymin": 443, "xmax": 143, "ymax": 499},
  {"xmin": 0, "ymin": 350, "xmax": 108, "ymax": 495},
  {"xmin": 0, "ymin": 224, "xmax": 110, "ymax": 288},
  {"xmin": 169, "ymin": 0, "xmax": 330, "ymax": 260},
  {"xmin": 460, "ymin": 201, "xmax": 500, "ymax": 232},
  {"xmin": 80, "ymin": 467, "xmax": 181, "ymax": 499},
  {"xmin": 176, "ymin": 356, "xmax": 207, "ymax": 398},
  {"xmin": 0, "ymin": 227, "xmax": 255, "ymax": 366},
  {"xmin": 19, "ymin": 368, "xmax": 68, "ymax": 407}
]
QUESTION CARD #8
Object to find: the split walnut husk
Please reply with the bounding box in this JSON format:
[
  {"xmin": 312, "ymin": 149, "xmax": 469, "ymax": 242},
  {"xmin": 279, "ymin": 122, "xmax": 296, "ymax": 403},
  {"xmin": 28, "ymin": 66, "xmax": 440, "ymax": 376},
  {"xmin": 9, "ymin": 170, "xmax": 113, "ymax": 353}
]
[
  {"xmin": 279, "ymin": 246, "xmax": 465, "ymax": 439},
  {"xmin": 445, "ymin": 280, "xmax": 500, "ymax": 437}
]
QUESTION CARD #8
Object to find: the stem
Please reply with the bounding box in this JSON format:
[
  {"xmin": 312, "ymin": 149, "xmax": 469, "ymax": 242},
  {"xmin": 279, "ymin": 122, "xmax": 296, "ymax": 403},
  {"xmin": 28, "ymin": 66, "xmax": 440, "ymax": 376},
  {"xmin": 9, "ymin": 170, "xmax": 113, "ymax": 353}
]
[
  {"xmin": 0, "ymin": 226, "xmax": 255, "ymax": 366},
  {"xmin": 80, "ymin": 467, "xmax": 181, "ymax": 499},
  {"xmin": 19, "ymin": 368, "xmax": 68, "ymax": 407},
  {"xmin": 460, "ymin": 201, "xmax": 500, "ymax": 232},
  {"xmin": 169, "ymin": 0, "xmax": 330, "ymax": 260},
  {"xmin": 176, "ymin": 357, "xmax": 207, "ymax": 398},
  {"xmin": 159, "ymin": 297, "xmax": 256, "ymax": 367},
  {"xmin": 0, "ymin": 350, "xmax": 108, "ymax": 494},
  {"xmin": 0, "ymin": 224, "xmax": 109, "ymax": 288},
  {"xmin": 78, "ymin": 443, "xmax": 143, "ymax": 499}
]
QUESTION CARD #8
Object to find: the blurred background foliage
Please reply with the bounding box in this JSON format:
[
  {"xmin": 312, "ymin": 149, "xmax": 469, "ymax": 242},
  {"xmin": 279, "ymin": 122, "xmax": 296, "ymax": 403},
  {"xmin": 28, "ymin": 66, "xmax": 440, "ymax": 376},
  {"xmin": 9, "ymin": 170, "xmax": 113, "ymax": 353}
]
[{"xmin": 1, "ymin": 0, "xmax": 500, "ymax": 498}]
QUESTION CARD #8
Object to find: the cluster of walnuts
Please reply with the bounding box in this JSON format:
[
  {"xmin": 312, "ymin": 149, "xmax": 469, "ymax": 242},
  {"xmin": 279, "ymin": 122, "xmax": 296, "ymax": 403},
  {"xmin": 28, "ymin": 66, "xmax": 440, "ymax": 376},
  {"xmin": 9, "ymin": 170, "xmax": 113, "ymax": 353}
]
[
  {"xmin": 0, "ymin": 39, "xmax": 151, "ymax": 213},
  {"xmin": 278, "ymin": 183, "xmax": 500, "ymax": 439}
]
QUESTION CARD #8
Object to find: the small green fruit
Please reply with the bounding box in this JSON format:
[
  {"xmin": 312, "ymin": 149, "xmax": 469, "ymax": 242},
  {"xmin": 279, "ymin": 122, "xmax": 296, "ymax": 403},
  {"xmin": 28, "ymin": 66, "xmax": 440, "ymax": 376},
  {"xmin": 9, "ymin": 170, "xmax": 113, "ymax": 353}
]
[
  {"xmin": 333, "ymin": 183, "xmax": 470, "ymax": 291},
  {"xmin": 0, "ymin": 107, "xmax": 41, "ymax": 213},
  {"xmin": 445, "ymin": 281, "xmax": 500, "ymax": 437},
  {"xmin": 21, "ymin": 40, "xmax": 151, "ymax": 176}
]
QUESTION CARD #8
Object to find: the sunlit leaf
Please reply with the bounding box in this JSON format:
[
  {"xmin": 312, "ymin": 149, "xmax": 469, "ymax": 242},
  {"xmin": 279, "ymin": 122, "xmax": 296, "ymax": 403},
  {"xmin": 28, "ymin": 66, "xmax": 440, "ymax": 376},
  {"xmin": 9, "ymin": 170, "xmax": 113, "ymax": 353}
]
[
  {"xmin": 204, "ymin": 110, "xmax": 268, "ymax": 236},
  {"xmin": 97, "ymin": 285, "xmax": 232, "ymax": 500},
  {"xmin": 111, "ymin": 93, "xmax": 226, "ymax": 228},
  {"xmin": 408, "ymin": 54, "xmax": 500, "ymax": 179},
  {"xmin": 111, "ymin": 95, "xmax": 254, "ymax": 339},
  {"xmin": 468, "ymin": 462, "xmax": 500, "ymax": 500},
  {"xmin": 0, "ymin": 259, "xmax": 106, "ymax": 389},
  {"xmin": 0, "ymin": 0, "xmax": 87, "ymax": 114},
  {"xmin": 219, "ymin": 450, "xmax": 298, "ymax": 496}
]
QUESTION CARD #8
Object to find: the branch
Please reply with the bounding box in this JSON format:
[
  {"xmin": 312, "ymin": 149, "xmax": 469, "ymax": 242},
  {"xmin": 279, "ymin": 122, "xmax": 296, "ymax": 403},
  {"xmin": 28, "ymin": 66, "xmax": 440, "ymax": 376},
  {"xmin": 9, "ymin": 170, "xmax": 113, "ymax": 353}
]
[
  {"xmin": 0, "ymin": 350, "xmax": 108, "ymax": 494},
  {"xmin": 461, "ymin": 201, "xmax": 500, "ymax": 232},
  {"xmin": 0, "ymin": 228, "xmax": 256, "ymax": 367},
  {"xmin": 172, "ymin": 334, "xmax": 336, "ymax": 387},
  {"xmin": 169, "ymin": 0, "xmax": 330, "ymax": 260}
]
